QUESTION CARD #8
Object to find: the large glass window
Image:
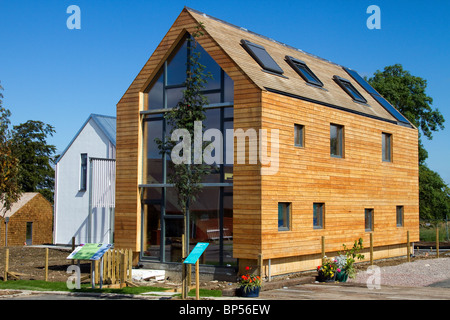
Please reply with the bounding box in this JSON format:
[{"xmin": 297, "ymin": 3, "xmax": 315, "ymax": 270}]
[{"xmin": 141, "ymin": 34, "xmax": 235, "ymax": 267}]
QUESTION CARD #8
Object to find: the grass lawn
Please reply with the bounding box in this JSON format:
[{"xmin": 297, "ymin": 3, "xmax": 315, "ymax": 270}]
[{"xmin": 0, "ymin": 280, "xmax": 222, "ymax": 297}]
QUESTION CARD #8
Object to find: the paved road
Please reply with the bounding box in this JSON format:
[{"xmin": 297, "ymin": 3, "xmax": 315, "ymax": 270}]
[{"xmin": 258, "ymin": 282, "xmax": 450, "ymax": 300}]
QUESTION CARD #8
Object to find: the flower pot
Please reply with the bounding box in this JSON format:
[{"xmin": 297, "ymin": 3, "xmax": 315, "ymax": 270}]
[
  {"xmin": 336, "ymin": 270, "xmax": 348, "ymax": 283},
  {"xmin": 239, "ymin": 286, "xmax": 260, "ymax": 297},
  {"xmin": 317, "ymin": 271, "xmax": 336, "ymax": 283}
]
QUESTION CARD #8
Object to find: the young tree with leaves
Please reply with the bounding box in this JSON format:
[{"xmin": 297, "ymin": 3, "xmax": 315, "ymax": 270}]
[{"xmin": 0, "ymin": 82, "xmax": 22, "ymax": 216}]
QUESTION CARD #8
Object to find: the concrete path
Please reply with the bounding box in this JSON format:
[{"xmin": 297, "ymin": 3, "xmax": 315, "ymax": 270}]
[{"xmin": 258, "ymin": 282, "xmax": 450, "ymax": 300}]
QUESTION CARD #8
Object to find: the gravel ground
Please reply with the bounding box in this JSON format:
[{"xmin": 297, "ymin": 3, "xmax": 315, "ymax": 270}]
[{"xmin": 349, "ymin": 257, "xmax": 450, "ymax": 287}]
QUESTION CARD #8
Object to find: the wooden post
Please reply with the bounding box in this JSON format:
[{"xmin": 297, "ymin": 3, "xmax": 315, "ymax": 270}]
[
  {"xmin": 181, "ymin": 234, "xmax": 186, "ymax": 300},
  {"xmin": 4, "ymin": 248, "xmax": 9, "ymax": 281},
  {"xmin": 71, "ymin": 237, "xmax": 75, "ymax": 265},
  {"xmin": 436, "ymin": 227, "xmax": 440, "ymax": 258},
  {"xmin": 370, "ymin": 233, "xmax": 374, "ymax": 265},
  {"xmin": 258, "ymin": 253, "xmax": 264, "ymax": 278},
  {"xmin": 120, "ymin": 250, "xmax": 126, "ymax": 288},
  {"xmin": 195, "ymin": 259, "xmax": 200, "ymax": 300},
  {"xmin": 407, "ymin": 231, "xmax": 410, "ymax": 262},
  {"xmin": 45, "ymin": 248, "xmax": 49, "ymax": 281},
  {"xmin": 321, "ymin": 236, "xmax": 325, "ymax": 263}
]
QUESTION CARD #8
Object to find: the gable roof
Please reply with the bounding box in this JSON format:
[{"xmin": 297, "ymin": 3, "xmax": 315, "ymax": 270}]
[
  {"xmin": 56, "ymin": 114, "xmax": 116, "ymax": 164},
  {"xmin": 181, "ymin": 7, "xmax": 412, "ymax": 127},
  {"xmin": 0, "ymin": 193, "xmax": 39, "ymax": 218}
]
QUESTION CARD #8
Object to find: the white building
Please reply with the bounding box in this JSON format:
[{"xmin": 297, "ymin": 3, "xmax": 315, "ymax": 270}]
[{"xmin": 54, "ymin": 114, "xmax": 116, "ymax": 245}]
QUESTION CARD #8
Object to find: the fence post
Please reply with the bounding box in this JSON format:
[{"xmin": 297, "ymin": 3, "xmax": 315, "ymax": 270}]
[
  {"xmin": 4, "ymin": 248, "xmax": 9, "ymax": 281},
  {"xmin": 321, "ymin": 236, "xmax": 325, "ymax": 264},
  {"xmin": 407, "ymin": 230, "xmax": 410, "ymax": 262},
  {"xmin": 370, "ymin": 233, "xmax": 374, "ymax": 265},
  {"xmin": 436, "ymin": 227, "xmax": 440, "ymax": 258},
  {"xmin": 45, "ymin": 248, "xmax": 49, "ymax": 281}
]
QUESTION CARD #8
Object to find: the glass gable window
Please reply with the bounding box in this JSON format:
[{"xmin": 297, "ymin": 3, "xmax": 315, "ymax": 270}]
[
  {"xmin": 330, "ymin": 124, "xmax": 344, "ymax": 158},
  {"xmin": 382, "ymin": 132, "xmax": 392, "ymax": 162},
  {"xmin": 141, "ymin": 33, "xmax": 235, "ymax": 267},
  {"xmin": 333, "ymin": 75, "xmax": 367, "ymax": 103},
  {"xmin": 286, "ymin": 56, "xmax": 323, "ymax": 87},
  {"xmin": 145, "ymin": 34, "xmax": 233, "ymax": 110},
  {"xmin": 241, "ymin": 39, "xmax": 284, "ymax": 75}
]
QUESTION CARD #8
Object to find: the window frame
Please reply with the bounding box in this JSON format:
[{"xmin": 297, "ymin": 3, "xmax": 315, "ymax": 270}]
[
  {"xmin": 333, "ymin": 75, "xmax": 367, "ymax": 104},
  {"xmin": 365, "ymin": 208, "xmax": 374, "ymax": 232},
  {"xmin": 294, "ymin": 123, "xmax": 305, "ymax": 148},
  {"xmin": 285, "ymin": 56, "xmax": 323, "ymax": 87},
  {"xmin": 80, "ymin": 153, "xmax": 88, "ymax": 191},
  {"xmin": 278, "ymin": 202, "xmax": 291, "ymax": 231},
  {"xmin": 396, "ymin": 206, "xmax": 404, "ymax": 227},
  {"xmin": 313, "ymin": 203, "xmax": 324, "ymax": 229},
  {"xmin": 382, "ymin": 132, "xmax": 392, "ymax": 162},
  {"xmin": 330, "ymin": 123, "xmax": 344, "ymax": 158}
]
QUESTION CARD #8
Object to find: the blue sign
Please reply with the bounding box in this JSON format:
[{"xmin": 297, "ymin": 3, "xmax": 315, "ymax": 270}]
[{"xmin": 183, "ymin": 242, "xmax": 209, "ymax": 264}]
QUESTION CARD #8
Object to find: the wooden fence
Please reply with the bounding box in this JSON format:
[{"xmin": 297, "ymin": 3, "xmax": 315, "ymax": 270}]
[{"xmin": 90, "ymin": 248, "xmax": 134, "ymax": 288}]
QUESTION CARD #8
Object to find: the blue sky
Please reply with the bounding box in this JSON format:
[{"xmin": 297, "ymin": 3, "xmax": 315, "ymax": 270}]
[{"xmin": 1, "ymin": 0, "xmax": 449, "ymax": 184}]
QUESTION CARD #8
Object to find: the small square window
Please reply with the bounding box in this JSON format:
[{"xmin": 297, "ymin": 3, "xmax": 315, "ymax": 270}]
[
  {"xmin": 313, "ymin": 203, "xmax": 324, "ymax": 229},
  {"xmin": 396, "ymin": 206, "xmax": 404, "ymax": 227},
  {"xmin": 365, "ymin": 208, "xmax": 374, "ymax": 232},
  {"xmin": 286, "ymin": 56, "xmax": 323, "ymax": 87},
  {"xmin": 333, "ymin": 75, "xmax": 367, "ymax": 103},
  {"xmin": 382, "ymin": 132, "xmax": 392, "ymax": 162},
  {"xmin": 330, "ymin": 124, "xmax": 344, "ymax": 158},
  {"xmin": 294, "ymin": 124, "xmax": 304, "ymax": 147},
  {"xmin": 278, "ymin": 202, "xmax": 291, "ymax": 231}
]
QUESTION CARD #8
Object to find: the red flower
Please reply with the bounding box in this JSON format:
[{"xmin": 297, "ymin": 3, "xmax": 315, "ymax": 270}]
[{"xmin": 245, "ymin": 266, "xmax": 250, "ymax": 271}]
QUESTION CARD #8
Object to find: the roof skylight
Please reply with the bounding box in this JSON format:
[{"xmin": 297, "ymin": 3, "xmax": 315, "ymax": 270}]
[
  {"xmin": 285, "ymin": 56, "xmax": 323, "ymax": 87},
  {"xmin": 333, "ymin": 76, "xmax": 367, "ymax": 104},
  {"xmin": 241, "ymin": 39, "xmax": 284, "ymax": 75}
]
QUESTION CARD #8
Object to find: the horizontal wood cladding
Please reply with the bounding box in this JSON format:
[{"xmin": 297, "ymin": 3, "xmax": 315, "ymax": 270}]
[{"xmin": 258, "ymin": 91, "xmax": 419, "ymax": 260}]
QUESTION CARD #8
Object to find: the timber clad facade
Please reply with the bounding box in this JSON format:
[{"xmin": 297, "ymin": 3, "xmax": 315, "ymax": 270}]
[{"xmin": 115, "ymin": 7, "xmax": 419, "ymax": 276}]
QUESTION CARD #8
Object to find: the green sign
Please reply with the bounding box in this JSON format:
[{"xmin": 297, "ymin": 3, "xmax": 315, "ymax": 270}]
[
  {"xmin": 67, "ymin": 243, "xmax": 112, "ymax": 261},
  {"xmin": 183, "ymin": 242, "xmax": 209, "ymax": 264}
]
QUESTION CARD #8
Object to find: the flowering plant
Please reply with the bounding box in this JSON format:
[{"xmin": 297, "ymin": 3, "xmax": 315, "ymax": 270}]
[
  {"xmin": 317, "ymin": 256, "xmax": 338, "ymax": 280},
  {"xmin": 239, "ymin": 266, "xmax": 262, "ymax": 293}
]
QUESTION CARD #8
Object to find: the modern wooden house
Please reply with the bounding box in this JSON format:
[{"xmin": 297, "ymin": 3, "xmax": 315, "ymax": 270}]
[
  {"xmin": 0, "ymin": 193, "xmax": 53, "ymax": 246},
  {"xmin": 115, "ymin": 7, "xmax": 419, "ymax": 277}
]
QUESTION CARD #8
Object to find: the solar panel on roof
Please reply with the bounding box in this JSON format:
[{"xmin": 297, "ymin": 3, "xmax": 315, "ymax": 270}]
[
  {"xmin": 343, "ymin": 67, "xmax": 411, "ymax": 125},
  {"xmin": 241, "ymin": 39, "xmax": 284, "ymax": 75}
]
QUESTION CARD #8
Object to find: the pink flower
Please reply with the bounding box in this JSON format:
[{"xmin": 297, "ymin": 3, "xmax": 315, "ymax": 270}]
[{"xmin": 337, "ymin": 268, "xmax": 341, "ymax": 273}]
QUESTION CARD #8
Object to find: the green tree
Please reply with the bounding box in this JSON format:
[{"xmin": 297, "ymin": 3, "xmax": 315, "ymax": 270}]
[
  {"xmin": 10, "ymin": 120, "xmax": 56, "ymax": 203},
  {"xmin": 367, "ymin": 64, "xmax": 449, "ymax": 220},
  {"xmin": 0, "ymin": 82, "xmax": 22, "ymax": 215},
  {"xmin": 367, "ymin": 64, "xmax": 445, "ymax": 164}
]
